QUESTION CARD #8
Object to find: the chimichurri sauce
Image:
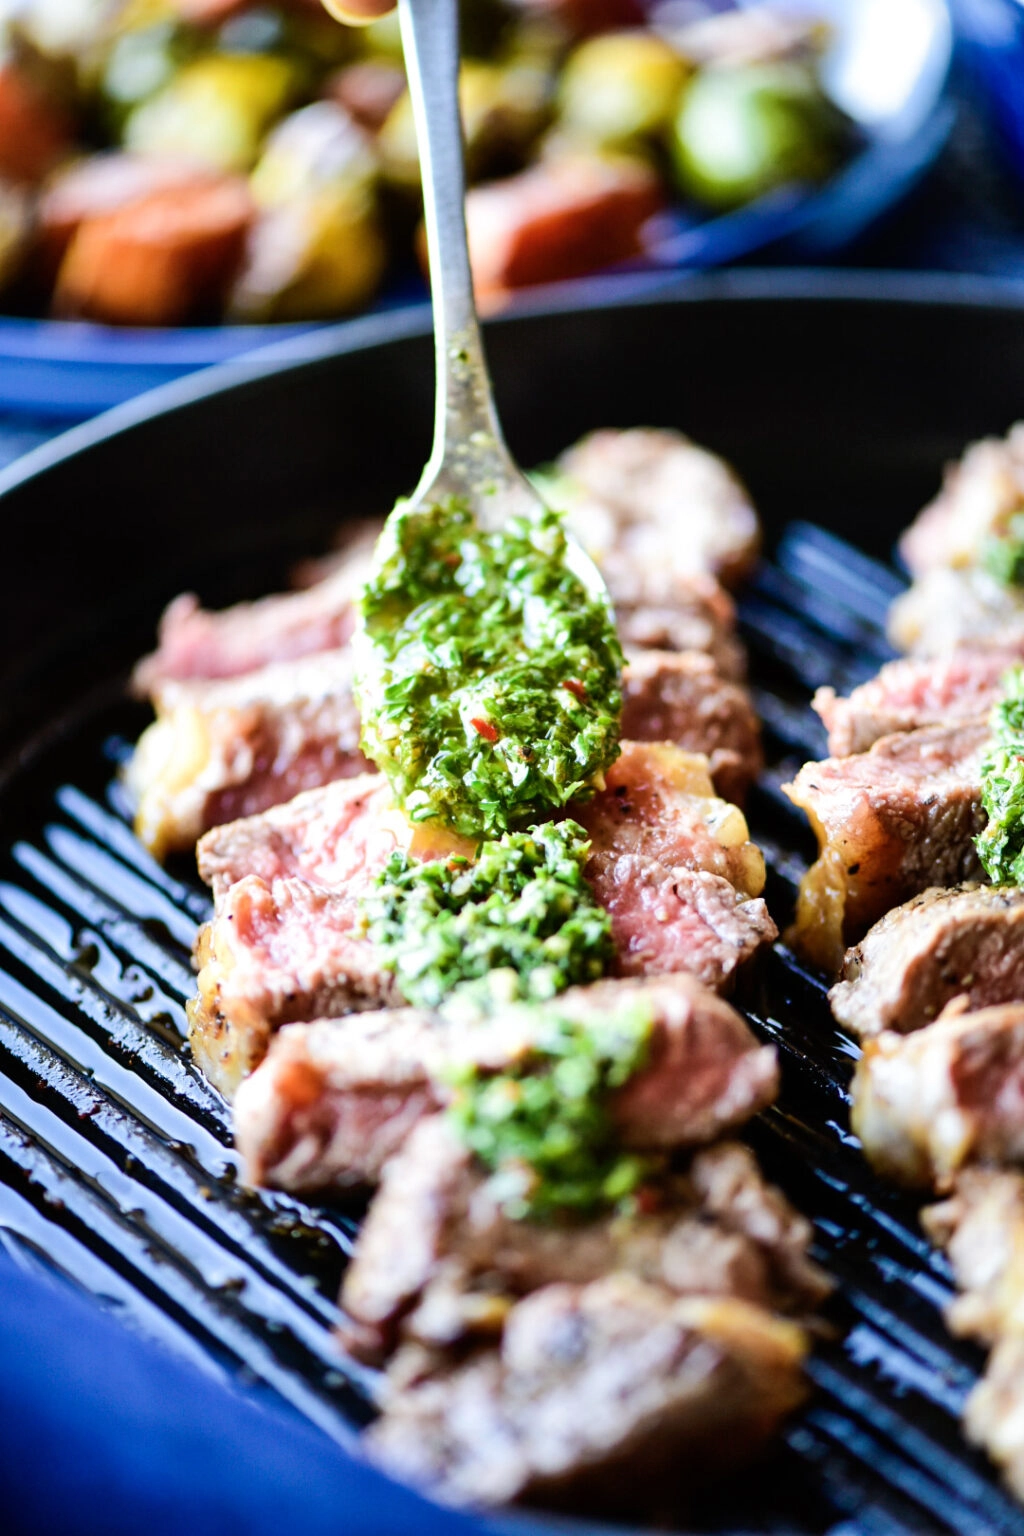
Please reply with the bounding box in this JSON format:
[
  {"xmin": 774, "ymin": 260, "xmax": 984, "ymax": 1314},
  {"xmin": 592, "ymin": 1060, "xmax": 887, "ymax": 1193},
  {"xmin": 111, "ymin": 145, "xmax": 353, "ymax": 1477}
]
[
  {"xmin": 976, "ymin": 665, "xmax": 1024, "ymax": 885},
  {"xmin": 355, "ymin": 497, "xmax": 622, "ymax": 840}
]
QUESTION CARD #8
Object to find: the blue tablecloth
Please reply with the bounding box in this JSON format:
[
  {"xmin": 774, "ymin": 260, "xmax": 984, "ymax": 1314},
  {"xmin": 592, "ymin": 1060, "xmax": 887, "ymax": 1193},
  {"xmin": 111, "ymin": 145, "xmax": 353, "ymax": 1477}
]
[{"xmin": 0, "ymin": 1254, "xmax": 484, "ymax": 1536}]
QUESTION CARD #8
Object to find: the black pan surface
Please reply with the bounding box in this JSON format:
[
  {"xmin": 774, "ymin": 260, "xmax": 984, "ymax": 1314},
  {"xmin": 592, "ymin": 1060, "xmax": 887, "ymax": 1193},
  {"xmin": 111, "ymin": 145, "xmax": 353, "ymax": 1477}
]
[{"xmin": 4, "ymin": 270, "xmax": 1024, "ymax": 1534}]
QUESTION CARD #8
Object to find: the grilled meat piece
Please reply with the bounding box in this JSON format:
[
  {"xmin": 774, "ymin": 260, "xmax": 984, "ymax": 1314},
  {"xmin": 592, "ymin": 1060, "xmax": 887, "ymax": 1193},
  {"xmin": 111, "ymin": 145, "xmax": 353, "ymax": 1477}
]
[
  {"xmin": 830, "ymin": 884, "xmax": 1024, "ymax": 1040},
  {"xmin": 899, "ymin": 423, "xmax": 1024, "ymax": 579},
  {"xmin": 234, "ymin": 974, "xmax": 780, "ymax": 1191},
  {"xmin": 132, "ymin": 521, "xmax": 378, "ymax": 693},
  {"xmin": 923, "ymin": 1168, "xmax": 1024, "ymax": 1345},
  {"xmin": 366, "ymin": 1276, "xmax": 809, "ymax": 1512},
  {"xmin": 621, "ymin": 649, "xmax": 762, "ymax": 804},
  {"xmin": 813, "ymin": 649, "xmax": 1023, "ymax": 759},
  {"xmin": 576, "ymin": 742, "xmax": 776, "ymax": 985},
  {"xmin": 557, "ymin": 427, "xmax": 761, "ymax": 592},
  {"xmin": 784, "ymin": 721, "xmax": 989, "ymax": 976},
  {"xmin": 852, "ymin": 1002, "xmax": 1024, "ymax": 1187},
  {"xmin": 341, "ymin": 1117, "xmax": 826, "ymax": 1363},
  {"xmin": 889, "ymin": 567, "xmax": 1024, "ymax": 658},
  {"xmin": 923, "ymin": 1170, "xmax": 1024, "ymax": 1502},
  {"xmin": 190, "ymin": 744, "xmax": 777, "ymax": 1095},
  {"xmin": 128, "ymin": 648, "xmax": 369, "ymax": 859},
  {"xmin": 614, "ymin": 572, "xmax": 747, "ymax": 680},
  {"xmin": 131, "ymin": 647, "xmax": 758, "ymax": 859}
]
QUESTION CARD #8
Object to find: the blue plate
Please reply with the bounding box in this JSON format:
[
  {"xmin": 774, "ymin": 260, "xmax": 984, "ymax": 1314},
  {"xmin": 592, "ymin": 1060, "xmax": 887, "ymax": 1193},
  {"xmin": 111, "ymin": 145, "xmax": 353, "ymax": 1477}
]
[{"xmin": 0, "ymin": 0, "xmax": 953, "ymax": 420}]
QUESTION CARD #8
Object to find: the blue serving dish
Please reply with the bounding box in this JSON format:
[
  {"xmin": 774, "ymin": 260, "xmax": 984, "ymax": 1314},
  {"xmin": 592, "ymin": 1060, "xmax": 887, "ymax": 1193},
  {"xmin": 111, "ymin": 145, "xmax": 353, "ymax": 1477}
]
[
  {"xmin": 958, "ymin": 0, "xmax": 1024, "ymax": 182},
  {"xmin": 0, "ymin": 0, "xmax": 953, "ymax": 420}
]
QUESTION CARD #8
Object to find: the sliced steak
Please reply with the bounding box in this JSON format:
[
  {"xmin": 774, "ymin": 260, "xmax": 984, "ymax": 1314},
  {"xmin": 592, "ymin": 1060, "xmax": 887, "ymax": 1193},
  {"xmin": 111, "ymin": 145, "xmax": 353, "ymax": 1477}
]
[
  {"xmin": 340, "ymin": 1118, "xmax": 826, "ymax": 1362},
  {"xmin": 923, "ymin": 1168, "xmax": 1024, "ymax": 1346},
  {"xmin": 557, "ymin": 427, "xmax": 761, "ymax": 591},
  {"xmin": 899, "ymin": 422, "xmax": 1024, "ymax": 579},
  {"xmin": 784, "ymin": 721, "xmax": 989, "ymax": 976},
  {"xmin": 614, "ymin": 573, "xmax": 747, "ymax": 680},
  {"xmin": 578, "ymin": 741, "xmax": 776, "ymax": 988},
  {"xmin": 365, "ymin": 1277, "xmax": 809, "ymax": 1512},
  {"xmin": 132, "ymin": 646, "xmax": 757, "ymax": 859},
  {"xmin": 132, "ymin": 521, "xmax": 378, "ymax": 693},
  {"xmin": 189, "ymin": 875, "xmax": 402, "ymax": 1096},
  {"xmin": 128, "ymin": 648, "xmax": 370, "ymax": 858},
  {"xmin": 851, "ymin": 1002, "xmax": 1024, "ymax": 1188},
  {"xmin": 191, "ymin": 744, "xmax": 777, "ymax": 1095},
  {"xmin": 620, "ymin": 649, "xmax": 762, "ymax": 804},
  {"xmin": 813, "ymin": 649, "xmax": 1023, "ymax": 758},
  {"xmin": 888, "ymin": 566, "xmax": 1024, "ymax": 658},
  {"xmin": 830, "ymin": 885, "xmax": 1024, "ymax": 1039},
  {"xmin": 922, "ymin": 1168, "xmax": 1024, "ymax": 1502},
  {"xmin": 233, "ymin": 973, "xmax": 780, "ymax": 1191}
]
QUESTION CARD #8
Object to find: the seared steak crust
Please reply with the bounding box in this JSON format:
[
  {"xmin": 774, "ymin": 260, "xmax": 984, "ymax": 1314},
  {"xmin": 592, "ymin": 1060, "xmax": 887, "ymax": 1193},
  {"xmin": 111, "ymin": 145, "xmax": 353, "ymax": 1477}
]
[
  {"xmin": 784, "ymin": 721, "xmax": 989, "ymax": 976},
  {"xmin": 851, "ymin": 1002, "xmax": 1024, "ymax": 1187},
  {"xmin": 340, "ymin": 1118, "xmax": 827, "ymax": 1363},
  {"xmin": 621, "ymin": 649, "xmax": 762, "ymax": 804},
  {"xmin": 366, "ymin": 1278, "xmax": 808, "ymax": 1513},
  {"xmin": 233, "ymin": 974, "xmax": 780, "ymax": 1191},
  {"xmin": 830, "ymin": 885, "xmax": 1024, "ymax": 1040}
]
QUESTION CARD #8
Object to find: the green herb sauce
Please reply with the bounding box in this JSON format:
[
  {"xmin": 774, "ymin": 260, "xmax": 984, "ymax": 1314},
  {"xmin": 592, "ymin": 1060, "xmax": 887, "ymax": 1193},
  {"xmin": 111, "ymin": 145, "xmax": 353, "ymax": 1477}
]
[
  {"xmin": 446, "ymin": 999, "xmax": 654, "ymax": 1219},
  {"xmin": 356, "ymin": 498, "xmax": 622, "ymax": 839},
  {"xmin": 982, "ymin": 511, "xmax": 1024, "ymax": 588},
  {"xmin": 362, "ymin": 820, "xmax": 613, "ymax": 1010},
  {"xmin": 976, "ymin": 666, "xmax": 1024, "ymax": 884}
]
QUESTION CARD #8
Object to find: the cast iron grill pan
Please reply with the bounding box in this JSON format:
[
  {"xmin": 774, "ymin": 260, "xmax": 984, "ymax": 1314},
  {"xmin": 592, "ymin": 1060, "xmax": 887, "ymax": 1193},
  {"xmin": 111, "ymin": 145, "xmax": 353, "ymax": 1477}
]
[{"xmin": 0, "ymin": 516, "xmax": 1019, "ymax": 1536}]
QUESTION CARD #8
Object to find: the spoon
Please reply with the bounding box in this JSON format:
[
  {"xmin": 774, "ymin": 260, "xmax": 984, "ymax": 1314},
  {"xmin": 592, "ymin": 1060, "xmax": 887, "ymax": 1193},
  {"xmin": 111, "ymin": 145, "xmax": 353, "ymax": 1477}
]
[{"xmin": 391, "ymin": 0, "xmax": 604, "ymax": 580}]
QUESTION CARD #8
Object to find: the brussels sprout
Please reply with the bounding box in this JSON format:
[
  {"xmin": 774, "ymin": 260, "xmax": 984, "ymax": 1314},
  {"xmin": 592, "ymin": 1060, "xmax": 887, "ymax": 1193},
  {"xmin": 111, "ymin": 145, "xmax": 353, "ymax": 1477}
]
[
  {"xmin": 250, "ymin": 98, "xmax": 377, "ymax": 205},
  {"xmin": 379, "ymin": 58, "xmax": 550, "ymax": 190},
  {"xmin": 229, "ymin": 179, "xmax": 384, "ymax": 320},
  {"xmin": 670, "ymin": 60, "xmax": 849, "ymax": 209},
  {"xmin": 557, "ymin": 30, "xmax": 688, "ymax": 148},
  {"xmin": 123, "ymin": 51, "xmax": 298, "ymax": 171},
  {"xmin": 99, "ymin": 19, "xmax": 196, "ymax": 125}
]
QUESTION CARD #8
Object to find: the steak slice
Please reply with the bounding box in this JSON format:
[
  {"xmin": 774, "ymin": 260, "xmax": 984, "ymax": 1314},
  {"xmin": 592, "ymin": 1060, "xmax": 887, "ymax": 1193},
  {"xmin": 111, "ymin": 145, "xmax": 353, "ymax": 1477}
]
[
  {"xmin": 132, "ymin": 521, "xmax": 378, "ymax": 693},
  {"xmin": 128, "ymin": 648, "xmax": 370, "ymax": 858},
  {"xmin": 190, "ymin": 743, "xmax": 777, "ymax": 1095},
  {"xmin": 899, "ymin": 422, "xmax": 1024, "ymax": 579},
  {"xmin": 784, "ymin": 721, "xmax": 989, "ymax": 976},
  {"xmin": 851, "ymin": 1001, "xmax": 1024, "ymax": 1187},
  {"xmin": 233, "ymin": 973, "xmax": 780, "ymax": 1191},
  {"xmin": 813, "ymin": 649, "xmax": 1023, "ymax": 759},
  {"xmin": 339, "ymin": 1118, "xmax": 827, "ymax": 1363},
  {"xmin": 923, "ymin": 1168, "xmax": 1024, "ymax": 1346},
  {"xmin": 365, "ymin": 1277, "xmax": 809, "ymax": 1512},
  {"xmin": 556, "ymin": 427, "xmax": 761, "ymax": 592},
  {"xmin": 620, "ymin": 649, "xmax": 762, "ymax": 804},
  {"xmin": 830, "ymin": 885, "xmax": 1024, "ymax": 1039},
  {"xmin": 131, "ymin": 647, "xmax": 759, "ymax": 859}
]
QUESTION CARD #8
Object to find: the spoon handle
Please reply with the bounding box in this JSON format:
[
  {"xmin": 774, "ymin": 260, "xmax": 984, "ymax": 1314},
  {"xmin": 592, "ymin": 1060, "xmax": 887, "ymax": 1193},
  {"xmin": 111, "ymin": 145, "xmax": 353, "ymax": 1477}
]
[{"xmin": 398, "ymin": 0, "xmax": 518, "ymax": 502}]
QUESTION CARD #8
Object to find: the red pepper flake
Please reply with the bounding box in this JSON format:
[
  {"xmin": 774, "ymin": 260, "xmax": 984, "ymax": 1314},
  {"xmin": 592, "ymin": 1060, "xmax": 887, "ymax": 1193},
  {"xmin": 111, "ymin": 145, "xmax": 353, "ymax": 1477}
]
[
  {"xmin": 562, "ymin": 678, "xmax": 588, "ymax": 704},
  {"xmin": 634, "ymin": 1184, "xmax": 662, "ymax": 1216},
  {"xmin": 471, "ymin": 717, "xmax": 500, "ymax": 743}
]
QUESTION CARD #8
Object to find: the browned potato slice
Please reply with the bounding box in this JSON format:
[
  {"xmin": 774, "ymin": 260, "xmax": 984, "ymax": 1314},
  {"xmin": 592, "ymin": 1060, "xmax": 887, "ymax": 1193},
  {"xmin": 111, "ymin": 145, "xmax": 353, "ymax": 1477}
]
[
  {"xmin": 53, "ymin": 175, "xmax": 254, "ymax": 325},
  {"xmin": 0, "ymin": 59, "xmax": 70, "ymax": 185},
  {"xmin": 465, "ymin": 151, "xmax": 662, "ymax": 301}
]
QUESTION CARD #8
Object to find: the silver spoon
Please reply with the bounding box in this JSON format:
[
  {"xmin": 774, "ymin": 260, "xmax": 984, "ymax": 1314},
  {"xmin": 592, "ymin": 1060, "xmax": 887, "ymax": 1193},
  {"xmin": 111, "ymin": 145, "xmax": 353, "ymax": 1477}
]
[{"xmin": 389, "ymin": 0, "xmax": 606, "ymax": 591}]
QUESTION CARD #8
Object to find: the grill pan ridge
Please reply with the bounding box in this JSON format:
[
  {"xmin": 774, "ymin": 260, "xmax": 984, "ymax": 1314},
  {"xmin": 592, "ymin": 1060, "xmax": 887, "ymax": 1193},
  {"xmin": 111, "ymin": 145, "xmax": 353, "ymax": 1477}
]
[{"xmin": 0, "ymin": 521, "xmax": 1019, "ymax": 1536}]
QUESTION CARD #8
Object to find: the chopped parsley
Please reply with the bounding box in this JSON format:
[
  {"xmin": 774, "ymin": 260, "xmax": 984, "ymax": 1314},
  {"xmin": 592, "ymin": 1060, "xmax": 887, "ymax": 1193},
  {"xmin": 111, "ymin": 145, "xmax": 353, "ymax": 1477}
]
[
  {"xmin": 981, "ymin": 511, "xmax": 1024, "ymax": 588},
  {"xmin": 362, "ymin": 819, "xmax": 613, "ymax": 1009},
  {"xmin": 445, "ymin": 1000, "xmax": 655, "ymax": 1220},
  {"xmin": 976, "ymin": 666, "xmax": 1024, "ymax": 885},
  {"xmin": 355, "ymin": 497, "xmax": 622, "ymax": 839}
]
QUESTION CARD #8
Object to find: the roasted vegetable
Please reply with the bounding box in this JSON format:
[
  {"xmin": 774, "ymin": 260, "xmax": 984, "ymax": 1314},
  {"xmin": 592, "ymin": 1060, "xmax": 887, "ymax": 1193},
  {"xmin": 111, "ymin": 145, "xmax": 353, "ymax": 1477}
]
[
  {"xmin": 671, "ymin": 60, "xmax": 848, "ymax": 209},
  {"xmin": 123, "ymin": 51, "xmax": 299, "ymax": 170},
  {"xmin": 556, "ymin": 30, "xmax": 688, "ymax": 149}
]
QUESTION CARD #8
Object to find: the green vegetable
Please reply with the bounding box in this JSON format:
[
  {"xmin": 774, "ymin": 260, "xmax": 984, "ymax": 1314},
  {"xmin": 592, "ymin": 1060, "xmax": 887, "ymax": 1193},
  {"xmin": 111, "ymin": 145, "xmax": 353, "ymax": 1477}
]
[
  {"xmin": 670, "ymin": 61, "xmax": 849, "ymax": 210},
  {"xmin": 356, "ymin": 497, "xmax": 622, "ymax": 839},
  {"xmin": 362, "ymin": 819, "xmax": 613, "ymax": 1009},
  {"xmin": 446, "ymin": 998, "xmax": 654, "ymax": 1219},
  {"xmin": 981, "ymin": 511, "xmax": 1024, "ymax": 588},
  {"xmin": 556, "ymin": 30, "xmax": 689, "ymax": 149},
  {"xmin": 976, "ymin": 667, "xmax": 1024, "ymax": 885}
]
